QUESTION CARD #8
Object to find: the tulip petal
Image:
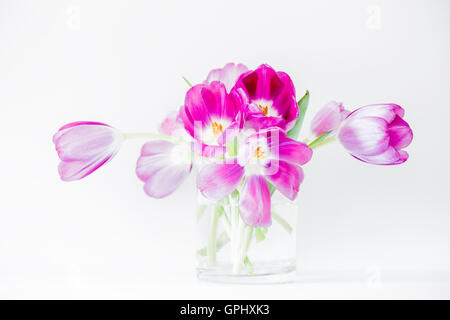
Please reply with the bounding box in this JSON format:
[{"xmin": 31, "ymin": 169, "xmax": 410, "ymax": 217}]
[
  {"xmin": 136, "ymin": 140, "xmax": 192, "ymax": 198},
  {"xmin": 244, "ymin": 113, "xmax": 286, "ymax": 131},
  {"xmin": 183, "ymin": 82, "xmax": 239, "ymax": 136},
  {"xmin": 311, "ymin": 101, "xmax": 347, "ymax": 137},
  {"xmin": 158, "ymin": 110, "xmax": 185, "ymax": 137},
  {"xmin": 205, "ymin": 63, "xmax": 248, "ymax": 92},
  {"xmin": 338, "ymin": 116, "xmax": 389, "ymax": 156},
  {"xmin": 264, "ymin": 160, "xmax": 304, "ymax": 201},
  {"xmin": 237, "ymin": 65, "xmax": 288, "ymax": 103},
  {"xmin": 346, "ymin": 104, "xmax": 404, "ymax": 123},
  {"xmin": 217, "ymin": 119, "xmax": 241, "ymax": 145},
  {"xmin": 276, "ymin": 137, "xmax": 312, "ymax": 166},
  {"xmin": 140, "ymin": 139, "xmax": 174, "ymax": 157},
  {"xmin": 388, "ymin": 115, "xmax": 413, "ymax": 150},
  {"xmin": 142, "ymin": 165, "xmax": 192, "ymax": 198},
  {"xmin": 248, "ymin": 128, "xmax": 313, "ymax": 166},
  {"xmin": 353, "ymin": 146, "xmax": 409, "ymax": 165},
  {"xmin": 58, "ymin": 155, "xmax": 113, "ymax": 181},
  {"xmin": 197, "ymin": 163, "xmax": 244, "ymax": 200},
  {"xmin": 239, "ymin": 175, "xmax": 271, "ymax": 227},
  {"xmin": 191, "ymin": 141, "xmax": 227, "ymax": 158},
  {"xmin": 232, "ymin": 64, "xmax": 298, "ymax": 130}
]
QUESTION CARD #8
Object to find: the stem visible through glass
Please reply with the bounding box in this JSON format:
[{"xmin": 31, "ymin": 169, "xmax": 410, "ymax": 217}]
[{"xmin": 207, "ymin": 206, "xmax": 221, "ymax": 267}]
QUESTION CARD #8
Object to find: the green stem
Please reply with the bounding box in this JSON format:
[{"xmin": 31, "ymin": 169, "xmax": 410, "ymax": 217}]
[
  {"xmin": 244, "ymin": 257, "xmax": 254, "ymax": 275},
  {"xmin": 123, "ymin": 132, "xmax": 179, "ymax": 142},
  {"xmin": 207, "ymin": 206, "xmax": 221, "ymax": 267},
  {"xmin": 241, "ymin": 227, "xmax": 254, "ymax": 256},
  {"xmin": 197, "ymin": 207, "xmax": 257, "ymax": 273},
  {"xmin": 240, "ymin": 227, "xmax": 254, "ymax": 274},
  {"xmin": 310, "ymin": 136, "xmax": 337, "ymax": 149},
  {"xmin": 197, "ymin": 204, "xmax": 207, "ymax": 222},
  {"xmin": 197, "ymin": 231, "xmax": 229, "ymax": 256},
  {"xmin": 232, "ymin": 216, "xmax": 246, "ymax": 274},
  {"xmin": 308, "ymin": 131, "xmax": 336, "ymax": 149},
  {"xmin": 272, "ymin": 211, "xmax": 293, "ymax": 234},
  {"xmin": 182, "ymin": 76, "xmax": 193, "ymax": 88}
]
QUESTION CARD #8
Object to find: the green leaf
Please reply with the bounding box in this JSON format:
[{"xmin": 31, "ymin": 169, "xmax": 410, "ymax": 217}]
[
  {"xmin": 267, "ymin": 180, "xmax": 276, "ymax": 196},
  {"xmin": 308, "ymin": 131, "xmax": 332, "ymax": 149},
  {"xmin": 287, "ymin": 90, "xmax": 309, "ymax": 140}
]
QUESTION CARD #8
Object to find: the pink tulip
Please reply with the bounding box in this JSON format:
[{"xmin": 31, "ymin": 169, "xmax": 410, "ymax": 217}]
[
  {"xmin": 53, "ymin": 121, "xmax": 123, "ymax": 181},
  {"xmin": 136, "ymin": 140, "xmax": 192, "ymax": 198},
  {"xmin": 230, "ymin": 64, "xmax": 299, "ymax": 131},
  {"xmin": 338, "ymin": 104, "xmax": 413, "ymax": 165},
  {"xmin": 205, "ymin": 63, "xmax": 248, "ymax": 92},
  {"xmin": 196, "ymin": 128, "xmax": 312, "ymax": 227},
  {"xmin": 158, "ymin": 110, "xmax": 185, "ymax": 137},
  {"xmin": 311, "ymin": 101, "xmax": 349, "ymax": 137},
  {"xmin": 179, "ymin": 81, "xmax": 241, "ymax": 157},
  {"xmin": 137, "ymin": 112, "xmax": 193, "ymax": 198}
]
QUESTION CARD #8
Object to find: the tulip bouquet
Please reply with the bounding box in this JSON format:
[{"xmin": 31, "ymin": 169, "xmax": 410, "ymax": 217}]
[{"xmin": 53, "ymin": 63, "xmax": 413, "ymax": 283}]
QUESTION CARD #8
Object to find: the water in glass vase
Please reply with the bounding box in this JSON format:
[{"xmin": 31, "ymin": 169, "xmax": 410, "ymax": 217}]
[{"xmin": 196, "ymin": 191, "xmax": 297, "ymax": 284}]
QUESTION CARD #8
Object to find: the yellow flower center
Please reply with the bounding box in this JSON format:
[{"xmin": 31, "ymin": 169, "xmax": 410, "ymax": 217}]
[
  {"xmin": 258, "ymin": 104, "xmax": 268, "ymax": 116},
  {"xmin": 254, "ymin": 146, "xmax": 266, "ymax": 159},
  {"xmin": 211, "ymin": 122, "xmax": 223, "ymax": 136}
]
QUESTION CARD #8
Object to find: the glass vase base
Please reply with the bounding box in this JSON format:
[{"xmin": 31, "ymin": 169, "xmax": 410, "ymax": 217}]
[{"xmin": 196, "ymin": 260, "xmax": 296, "ymax": 284}]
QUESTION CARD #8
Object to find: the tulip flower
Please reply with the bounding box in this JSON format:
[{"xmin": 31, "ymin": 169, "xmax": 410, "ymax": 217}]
[
  {"xmin": 136, "ymin": 112, "xmax": 193, "ymax": 198},
  {"xmin": 197, "ymin": 128, "xmax": 312, "ymax": 227},
  {"xmin": 338, "ymin": 104, "xmax": 413, "ymax": 165},
  {"xmin": 179, "ymin": 81, "xmax": 241, "ymax": 157},
  {"xmin": 53, "ymin": 121, "xmax": 123, "ymax": 181},
  {"xmin": 311, "ymin": 101, "xmax": 349, "ymax": 137},
  {"xmin": 230, "ymin": 64, "xmax": 299, "ymax": 131},
  {"xmin": 158, "ymin": 110, "xmax": 186, "ymax": 138},
  {"xmin": 136, "ymin": 140, "xmax": 192, "ymax": 198},
  {"xmin": 205, "ymin": 63, "xmax": 248, "ymax": 92}
]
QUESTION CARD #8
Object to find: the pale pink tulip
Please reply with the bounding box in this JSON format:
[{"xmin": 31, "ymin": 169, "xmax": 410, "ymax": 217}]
[
  {"xmin": 311, "ymin": 101, "xmax": 349, "ymax": 137},
  {"xmin": 137, "ymin": 112, "xmax": 193, "ymax": 198},
  {"xmin": 205, "ymin": 63, "xmax": 248, "ymax": 92},
  {"xmin": 53, "ymin": 121, "xmax": 123, "ymax": 181},
  {"xmin": 338, "ymin": 104, "xmax": 413, "ymax": 165}
]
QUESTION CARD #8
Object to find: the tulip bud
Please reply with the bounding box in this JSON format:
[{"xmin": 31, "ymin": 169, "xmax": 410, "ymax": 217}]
[
  {"xmin": 311, "ymin": 101, "xmax": 349, "ymax": 137},
  {"xmin": 338, "ymin": 104, "xmax": 413, "ymax": 165},
  {"xmin": 53, "ymin": 122, "xmax": 123, "ymax": 181}
]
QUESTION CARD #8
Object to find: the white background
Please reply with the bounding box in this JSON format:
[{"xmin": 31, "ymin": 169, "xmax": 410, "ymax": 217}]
[{"xmin": 1, "ymin": 0, "xmax": 449, "ymax": 299}]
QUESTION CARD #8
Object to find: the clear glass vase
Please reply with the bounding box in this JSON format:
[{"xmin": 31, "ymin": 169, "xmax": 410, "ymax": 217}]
[{"xmin": 196, "ymin": 190, "xmax": 297, "ymax": 284}]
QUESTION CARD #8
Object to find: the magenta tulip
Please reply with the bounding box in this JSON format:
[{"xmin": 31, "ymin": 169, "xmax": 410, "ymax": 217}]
[
  {"xmin": 179, "ymin": 81, "xmax": 242, "ymax": 157},
  {"xmin": 338, "ymin": 104, "xmax": 413, "ymax": 165},
  {"xmin": 230, "ymin": 64, "xmax": 299, "ymax": 131},
  {"xmin": 53, "ymin": 121, "xmax": 123, "ymax": 181},
  {"xmin": 196, "ymin": 128, "xmax": 312, "ymax": 227}
]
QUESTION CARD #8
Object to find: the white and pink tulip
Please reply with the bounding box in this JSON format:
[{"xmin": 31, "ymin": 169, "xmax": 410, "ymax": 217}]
[
  {"xmin": 53, "ymin": 121, "xmax": 123, "ymax": 181},
  {"xmin": 196, "ymin": 128, "xmax": 313, "ymax": 227},
  {"xmin": 311, "ymin": 101, "xmax": 349, "ymax": 137},
  {"xmin": 338, "ymin": 104, "xmax": 413, "ymax": 165}
]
